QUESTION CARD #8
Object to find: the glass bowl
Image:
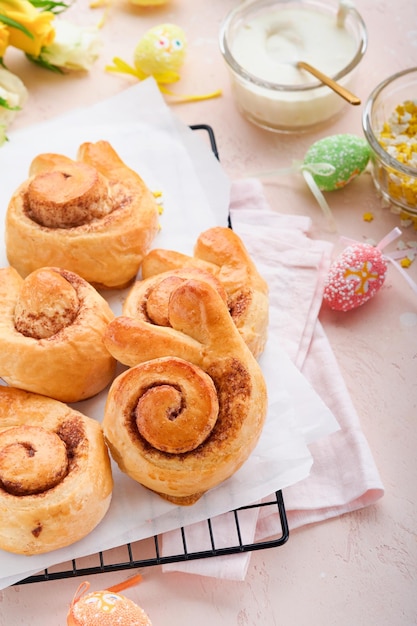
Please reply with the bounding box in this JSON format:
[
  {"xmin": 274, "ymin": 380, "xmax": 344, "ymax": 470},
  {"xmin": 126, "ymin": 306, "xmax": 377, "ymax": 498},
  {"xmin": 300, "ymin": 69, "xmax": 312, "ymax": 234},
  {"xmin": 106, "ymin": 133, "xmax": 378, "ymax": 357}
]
[
  {"xmin": 219, "ymin": 0, "xmax": 367, "ymax": 133},
  {"xmin": 362, "ymin": 67, "xmax": 417, "ymax": 217}
]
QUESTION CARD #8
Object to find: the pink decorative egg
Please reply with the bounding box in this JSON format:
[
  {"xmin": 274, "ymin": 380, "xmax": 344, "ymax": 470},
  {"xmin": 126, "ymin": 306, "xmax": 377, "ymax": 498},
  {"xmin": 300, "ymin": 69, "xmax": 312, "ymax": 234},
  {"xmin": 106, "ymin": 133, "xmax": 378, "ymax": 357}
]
[{"xmin": 323, "ymin": 243, "xmax": 387, "ymax": 311}]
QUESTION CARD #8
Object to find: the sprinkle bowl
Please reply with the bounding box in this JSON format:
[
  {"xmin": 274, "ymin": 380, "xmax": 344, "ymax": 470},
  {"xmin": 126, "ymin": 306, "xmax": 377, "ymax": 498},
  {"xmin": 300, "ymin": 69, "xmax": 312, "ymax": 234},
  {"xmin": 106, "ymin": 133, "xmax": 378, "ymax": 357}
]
[{"xmin": 362, "ymin": 67, "xmax": 417, "ymax": 217}]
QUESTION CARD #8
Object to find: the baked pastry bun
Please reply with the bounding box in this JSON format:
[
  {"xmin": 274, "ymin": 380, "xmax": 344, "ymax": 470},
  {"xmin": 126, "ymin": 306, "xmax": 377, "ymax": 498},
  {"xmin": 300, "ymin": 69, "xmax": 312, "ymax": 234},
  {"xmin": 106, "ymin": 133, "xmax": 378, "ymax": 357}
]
[
  {"xmin": 103, "ymin": 279, "xmax": 268, "ymax": 504},
  {"xmin": 141, "ymin": 226, "xmax": 269, "ymax": 357},
  {"xmin": 67, "ymin": 579, "xmax": 152, "ymax": 626},
  {"xmin": 5, "ymin": 140, "xmax": 160, "ymax": 289},
  {"xmin": 0, "ymin": 266, "xmax": 116, "ymax": 403},
  {"xmin": 123, "ymin": 266, "xmax": 228, "ymax": 327},
  {"xmin": 0, "ymin": 386, "xmax": 113, "ymax": 555}
]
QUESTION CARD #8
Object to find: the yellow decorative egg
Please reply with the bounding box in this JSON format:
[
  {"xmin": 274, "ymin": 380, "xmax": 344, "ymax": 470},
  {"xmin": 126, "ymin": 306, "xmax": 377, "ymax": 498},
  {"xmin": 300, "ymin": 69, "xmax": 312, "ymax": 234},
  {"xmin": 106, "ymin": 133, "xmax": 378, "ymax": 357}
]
[{"xmin": 133, "ymin": 23, "xmax": 187, "ymax": 82}]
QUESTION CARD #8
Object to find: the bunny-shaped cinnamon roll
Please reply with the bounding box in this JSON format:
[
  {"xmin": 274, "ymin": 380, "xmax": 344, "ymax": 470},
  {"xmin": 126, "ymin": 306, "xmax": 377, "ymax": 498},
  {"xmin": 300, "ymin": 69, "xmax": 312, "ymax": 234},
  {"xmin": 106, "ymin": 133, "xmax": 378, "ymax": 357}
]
[
  {"xmin": 103, "ymin": 279, "xmax": 267, "ymax": 505},
  {"xmin": 5, "ymin": 141, "xmax": 160, "ymax": 289}
]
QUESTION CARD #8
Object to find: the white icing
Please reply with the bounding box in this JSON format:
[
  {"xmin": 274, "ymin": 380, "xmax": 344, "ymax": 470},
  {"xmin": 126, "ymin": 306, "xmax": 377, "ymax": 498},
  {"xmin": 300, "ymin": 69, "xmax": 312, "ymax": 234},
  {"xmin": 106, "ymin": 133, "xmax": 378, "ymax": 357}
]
[
  {"xmin": 226, "ymin": 5, "xmax": 361, "ymax": 131},
  {"xmin": 232, "ymin": 8, "xmax": 357, "ymax": 86}
]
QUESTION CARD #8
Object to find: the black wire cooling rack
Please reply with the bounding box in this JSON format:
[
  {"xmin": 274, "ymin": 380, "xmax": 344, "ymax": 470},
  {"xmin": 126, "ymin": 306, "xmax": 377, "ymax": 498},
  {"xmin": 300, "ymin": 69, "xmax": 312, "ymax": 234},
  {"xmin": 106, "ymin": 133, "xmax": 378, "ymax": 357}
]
[
  {"xmin": 16, "ymin": 125, "xmax": 289, "ymax": 586},
  {"xmin": 20, "ymin": 491, "xmax": 288, "ymax": 584}
]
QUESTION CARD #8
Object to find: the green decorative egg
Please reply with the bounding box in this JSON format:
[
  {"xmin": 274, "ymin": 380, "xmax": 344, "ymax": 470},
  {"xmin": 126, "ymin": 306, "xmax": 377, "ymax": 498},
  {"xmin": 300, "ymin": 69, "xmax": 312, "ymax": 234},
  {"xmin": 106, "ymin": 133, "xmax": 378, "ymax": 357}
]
[{"xmin": 303, "ymin": 134, "xmax": 371, "ymax": 191}]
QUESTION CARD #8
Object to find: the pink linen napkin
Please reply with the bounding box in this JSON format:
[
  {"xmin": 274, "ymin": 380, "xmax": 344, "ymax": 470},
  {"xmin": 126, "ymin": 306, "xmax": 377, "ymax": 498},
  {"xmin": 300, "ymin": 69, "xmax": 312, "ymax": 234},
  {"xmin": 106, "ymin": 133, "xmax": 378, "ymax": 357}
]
[
  {"xmin": 162, "ymin": 178, "xmax": 384, "ymax": 578},
  {"xmin": 256, "ymin": 319, "xmax": 385, "ymax": 536}
]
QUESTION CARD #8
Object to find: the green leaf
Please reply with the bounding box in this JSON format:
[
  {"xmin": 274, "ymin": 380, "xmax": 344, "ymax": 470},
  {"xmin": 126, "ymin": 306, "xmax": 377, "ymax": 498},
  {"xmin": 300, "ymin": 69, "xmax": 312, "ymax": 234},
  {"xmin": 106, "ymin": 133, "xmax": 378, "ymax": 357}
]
[
  {"xmin": 25, "ymin": 52, "xmax": 64, "ymax": 73},
  {"xmin": 0, "ymin": 14, "xmax": 34, "ymax": 39},
  {"xmin": 28, "ymin": 0, "xmax": 71, "ymax": 13}
]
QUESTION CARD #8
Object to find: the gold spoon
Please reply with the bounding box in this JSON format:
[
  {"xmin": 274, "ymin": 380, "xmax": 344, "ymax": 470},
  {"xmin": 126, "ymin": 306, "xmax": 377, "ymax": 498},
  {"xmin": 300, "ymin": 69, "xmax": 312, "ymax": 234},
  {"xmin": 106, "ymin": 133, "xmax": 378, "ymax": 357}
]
[{"xmin": 297, "ymin": 60, "xmax": 361, "ymax": 105}]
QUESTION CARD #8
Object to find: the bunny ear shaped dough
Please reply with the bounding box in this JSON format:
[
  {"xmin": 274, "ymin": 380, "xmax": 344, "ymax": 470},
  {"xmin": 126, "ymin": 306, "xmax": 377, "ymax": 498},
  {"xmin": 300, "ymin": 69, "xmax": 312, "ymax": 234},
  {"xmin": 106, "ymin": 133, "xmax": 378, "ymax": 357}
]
[
  {"xmin": 102, "ymin": 279, "xmax": 268, "ymax": 505},
  {"xmin": 141, "ymin": 226, "xmax": 269, "ymax": 358},
  {"xmin": 103, "ymin": 313, "xmax": 203, "ymax": 368},
  {"xmin": 167, "ymin": 278, "xmax": 246, "ymax": 355},
  {"xmin": 123, "ymin": 266, "xmax": 228, "ymax": 327},
  {"xmin": 104, "ymin": 278, "xmax": 254, "ymax": 367}
]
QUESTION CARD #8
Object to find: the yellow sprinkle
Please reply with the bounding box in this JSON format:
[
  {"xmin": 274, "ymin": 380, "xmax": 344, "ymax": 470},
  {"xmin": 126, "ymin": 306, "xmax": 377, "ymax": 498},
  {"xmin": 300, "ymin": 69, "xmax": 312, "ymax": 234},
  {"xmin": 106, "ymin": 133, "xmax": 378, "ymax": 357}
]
[
  {"xmin": 363, "ymin": 212, "xmax": 374, "ymax": 222},
  {"xmin": 400, "ymin": 257, "xmax": 413, "ymax": 268},
  {"xmin": 376, "ymin": 99, "xmax": 417, "ymax": 212},
  {"xmin": 152, "ymin": 190, "xmax": 164, "ymax": 215}
]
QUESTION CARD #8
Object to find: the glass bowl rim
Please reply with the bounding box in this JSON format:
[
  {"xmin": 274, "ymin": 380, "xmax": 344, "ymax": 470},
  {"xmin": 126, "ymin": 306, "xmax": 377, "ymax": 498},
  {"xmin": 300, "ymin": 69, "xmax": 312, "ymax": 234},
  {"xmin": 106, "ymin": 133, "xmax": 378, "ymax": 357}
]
[
  {"xmin": 362, "ymin": 66, "xmax": 417, "ymax": 177},
  {"xmin": 219, "ymin": 0, "xmax": 368, "ymax": 93}
]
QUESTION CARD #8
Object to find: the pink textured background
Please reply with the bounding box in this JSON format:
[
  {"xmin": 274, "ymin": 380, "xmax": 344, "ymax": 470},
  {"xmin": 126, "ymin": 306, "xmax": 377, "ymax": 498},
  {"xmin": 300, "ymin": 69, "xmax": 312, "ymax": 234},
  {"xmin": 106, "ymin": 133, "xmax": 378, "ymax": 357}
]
[{"xmin": 1, "ymin": 1, "xmax": 416, "ymax": 624}]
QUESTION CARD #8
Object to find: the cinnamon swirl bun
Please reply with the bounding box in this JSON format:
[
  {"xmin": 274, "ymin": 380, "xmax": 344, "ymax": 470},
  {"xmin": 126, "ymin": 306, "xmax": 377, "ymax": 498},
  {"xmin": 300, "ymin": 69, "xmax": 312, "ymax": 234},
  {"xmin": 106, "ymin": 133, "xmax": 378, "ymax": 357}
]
[
  {"xmin": 0, "ymin": 386, "xmax": 113, "ymax": 555},
  {"xmin": 103, "ymin": 279, "xmax": 267, "ymax": 504},
  {"xmin": 0, "ymin": 266, "xmax": 116, "ymax": 403},
  {"xmin": 140, "ymin": 226, "xmax": 269, "ymax": 357},
  {"xmin": 5, "ymin": 140, "xmax": 160, "ymax": 289}
]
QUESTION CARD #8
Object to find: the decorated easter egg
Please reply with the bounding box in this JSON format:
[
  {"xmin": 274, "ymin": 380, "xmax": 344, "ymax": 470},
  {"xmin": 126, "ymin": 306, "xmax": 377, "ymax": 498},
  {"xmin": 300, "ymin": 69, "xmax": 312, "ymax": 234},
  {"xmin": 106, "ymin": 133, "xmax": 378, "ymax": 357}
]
[
  {"xmin": 67, "ymin": 587, "xmax": 153, "ymax": 626},
  {"xmin": 303, "ymin": 134, "xmax": 371, "ymax": 191},
  {"xmin": 133, "ymin": 23, "xmax": 186, "ymax": 81},
  {"xmin": 323, "ymin": 243, "xmax": 387, "ymax": 311}
]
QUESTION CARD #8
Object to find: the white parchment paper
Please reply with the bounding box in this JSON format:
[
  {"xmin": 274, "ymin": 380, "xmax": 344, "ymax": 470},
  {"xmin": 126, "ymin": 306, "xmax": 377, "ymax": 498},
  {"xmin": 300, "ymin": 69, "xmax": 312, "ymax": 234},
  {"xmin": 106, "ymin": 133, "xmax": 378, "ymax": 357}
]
[{"xmin": 0, "ymin": 78, "xmax": 339, "ymax": 588}]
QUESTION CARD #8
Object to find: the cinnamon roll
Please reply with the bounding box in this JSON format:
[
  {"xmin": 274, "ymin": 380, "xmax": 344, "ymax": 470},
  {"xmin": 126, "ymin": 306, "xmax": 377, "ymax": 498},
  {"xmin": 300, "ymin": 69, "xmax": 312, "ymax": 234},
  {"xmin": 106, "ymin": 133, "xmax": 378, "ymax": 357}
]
[
  {"xmin": 141, "ymin": 226, "xmax": 269, "ymax": 357},
  {"xmin": 0, "ymin": 386, "xmax": 113, "ymax": 555},
  {"xmin": 5, "ymin": 140, "xmax": 160, "ymax": 289},
  {"xmin": 103, "ymin": 279, "xmax": 267, "ymax": 504},
  {"xmin": 0, "ymin": 266, "xmax": 116, "ymax": 403}
]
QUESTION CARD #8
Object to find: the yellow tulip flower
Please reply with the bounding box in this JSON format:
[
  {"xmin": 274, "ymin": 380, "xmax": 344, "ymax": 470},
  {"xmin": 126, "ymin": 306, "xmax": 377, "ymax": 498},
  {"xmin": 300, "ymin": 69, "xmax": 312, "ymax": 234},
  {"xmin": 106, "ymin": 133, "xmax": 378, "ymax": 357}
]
[
  {"xmin": 0, "ymin": 21, "xmax": 9, "ymax": 57},
  {"xmin": 0, "ymin": 0, "xmax": 55, "ymax": 56}
]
